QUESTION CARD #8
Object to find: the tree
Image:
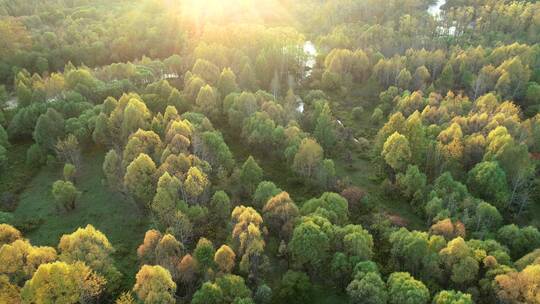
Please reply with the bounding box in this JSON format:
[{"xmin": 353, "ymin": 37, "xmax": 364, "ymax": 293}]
[
  {"xmin": 289, "ymin": 216, "xmax": 331, "ymax": 270},
  {"xmin": 55, "ymin": 134, "xmax": 81, "ymax": 169},
  {"xmin": 178, "ymin": 254, "xmax": 197, "ymax": 290},
  {"xmin": 263, "ymin": 191, "xmax": 299, "ymax": 239},
  {"xmin": 137, "ymin": 230, "xmax": 162, "ymax": 265},
  {"xmin": 103, "ymin": 149, "xmax": 122, "ymax": 190},
  {"xmin": 437, "ymin": 64, "xmax": 454, "ymax": 92},
  {"xmin": 20, "ymin": 261, "xmax": 105, "ymax": 304},
  {"xmin": 278, "ymin": 270, "xmax": 312, "ymax": 303},
  {"xmin": 432, "ymin": 290, "xmax": 473, "ymax": 304},
  {"xmin": 93, "ymin": 112, "xmax": 109, "ymax": 146},
  {"xmin": 0, "ymin": 224, "xmax": 22, "ymax": 246},
  {"xmin": 196, "ymin": 85, "xmax": 220, "ymax": 120},
  {"xmin": 192, "ymin": 59, "xmax": 220, "ymax": 84},
  {"xmin": 239, "ymin": 63, "xmax": 257, "ymax": 91},
  {"xmin": 63, "ymin": 163, "xmax": 76, "ymax": 182},
  {"xmin": 52, "ymin": 180, "xmax": 81, "ymax": 211},
  {"xmin": 300, "ymin": 192, "xmax": 349, "ymax": 225},
  {"xmin": 210, "ymin": 191, "xmax": 231, "ymax": 227},
  {"xmin": 474, "ymin": 201, "xmax": 502, "ymax": 234},
  {"xmin": 184, "ymin": 166, "xmax": 209, "ymax": 204},
  {"xmin": 497, "ymin": 224, "xmax": 540, "ymax": 259},
  {"xmin": 58, "ymin": 225, "xmax": 121, "ymax": 290},
  {"xmin": 240, "ymin": 156, "xmax": 263, "ymax": 197},
  {"xmin": 133, "ymin": 265, "xmax": 176, "ymax": 304},
  {"xmin": 429, "ymin": 219, "xmax": 465, "ymax": 240},
  {"xmin": 396, "ymin": 165, "xmax": 426, "ymax": 202},
  {"xmin": 193, "ymin": 238, "xmax": 216, "ymax": 275},
  {"xmin": 439, "ymin": 237, "xmax": 479, "ymax": 285},
  {"xmin": 313, "ymin": 102, "xmax": 336, "ymax": 153},
  {"xmin": 495, "ymin": 264, "xmax": 540, "ymax": 304},
  {"xmin": 115, "ymin": 292, "xmax": 136, "ymax": 304},
  {"xmin": 122, "ymin": 130, "xmax": 162, "ymax": 167},
  {"xmin": 293, "ymin": 138, "xmax": 323, "ymax": 179},
  {"xmin": 124, "ymin": 153, "xmax": 157, "ymax": 207},
  {"xmin": 192, "ymin": 274, "xmax": 252, "ymax": 304},
  {"xmin": 218, "ymin": 68, "xmax": 239, "ymax": 97},
  {"xmin": 120, "ymin": 98, "xmax": 151, "ymax": 141},
  {"xmin": 254, "ymin": 284, "xmax": 272, "ymax": 304},
  {"xmin": 151, "ymin": 172, "xmax": 180, "ymax": 230},
  {"xmin": 253, "ymin": 181, "xmax": 282, "ymax": 210},
  {"xmin": 388, "ymin": 228, "xmax": 440, "ymax": 282},
  {"xmin": 231, "ymin": 206, "xmax": 265, "ymax": 279},
  {"xmin": 0, "ymin": 239, "xmax": 57, "ymax": 285},
  {"xmin": 347, "ymin": 272, "xmax": 388, "ymax": 304},
  {"xmin": 467, "ymin": 161, "xmax": 510, "ymax": 210},
  {"xmin": 155, "ymin": 234, "xmax": 184, "ymax": 280},
  {"xmin": 191, "ymin": 281, "xmax": 224, "ymax": 304},
  {"xmin": 382, "ymin": 132, "xmax": 411, "ymax": 171},
  {"xmin": 0, "ymin": 124, "xmax": 9, "ymax": 148},
  {"xmin": 397, "ymin": 69, "xmax": 412, "ymax": 90},
  {"xmin": 0, "ymin": 274, "xmax": 20, "ymax": 304},
  {"xmin": 387, "ymin": 272, "xmax": 429, "ymax": 304},
  {"xmin": 214, "ymin": 245, "xmax": 236, "ymax": 273},
  {"xmin": 33, "ymin": 108, "xmax": 64, "ymax": 152}
]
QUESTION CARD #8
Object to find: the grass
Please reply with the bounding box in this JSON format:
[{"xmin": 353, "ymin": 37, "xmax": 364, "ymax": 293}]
[
  {"xmin": 0, "ymin": 140, "xmax": 37, "ymax": 210},
  {"xmin": 12, "ymin": 148, "xmax": 149, "ymax": 289}
]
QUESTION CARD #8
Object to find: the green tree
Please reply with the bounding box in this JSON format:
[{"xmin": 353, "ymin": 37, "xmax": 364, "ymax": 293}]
[
  {"xmin": 347, "ymin": 272, "xmax": 388, "ymax": 304},
  {"xmin": 218, "ymin": 68, "xmax": 239, "ymax": 98},
  {"xmin": 301, "ymin": 192, "xmax": 349, "ymax": 225},
  {"xmin": 209, "ymin": 190, "xmax": 230, "ymax": 221},
  {"xmin": 33, "ymin": 108, "xmax": 64, "ymax": 152},
  {"xmin": 196, "ymin": 84, "xmax": 220, "ymax": 120},
  {"xmin": 92, "ymin": 112, "xmax": 109, "ymax": 146},
  {"xmin": 289, "ymin": 216, "xmax": 331, "ymax": 270},
  {"xmin": 497, "ymin": 224, "xmax": 540, "ymax": 259},
  {"xmin": 253, "ymin": 181, "xmax": 282, "ymax": 210},
  {"xmin": 103, "ymin": 149, "xmax": 122, "ymax": 190},
  {"xmin": 467, "ymin": 161, "xmax": 510, "ymax": 210},
  {"xmin": 437, "ymin": 64, "xmax": 454, "ymax": 92},
  {"xmin": 278, "ymin": 270, "xmax": 312, "ymax": 303},
  {"xmin": 52, "ymin": 180, "xmax": 81, "ymax": 211},
  {"xmin": 397, "ymin": 69, "xmax": 412, "ymax": 90},
  {"xmin": 193, "ymin": 238, "xmax": 216, "ymax": 274},
  {"xmin": 432, "ymin": 290, "xmax": 473, "ymax": 304},
  {"xmin": 314, "ymin": 102, "xmax": 336, "ymax": 153},
  {"xmin": 396, "ymin": 165, "xmax": 426, "ymax": 202},
  {"xmin": 240, "ymin": 156, "xmax": 263, "ymax": 197},
  {"xmin": 387, "ymin": 272, "xmax": 429, "ymax": 304},
  {"xmin": 124, "ymin": 153, "xmax": 157, "ymax": 207},
  {"xmin": 439, "ymin": 237, "xmax": 479, "ymax": 285},
  {"xmin": 382, "ymin": 132, "xmax": 411, "ymax": 171},
  {"xmin": 0, "ymin": 124, "xmax": 9, "ymax": 148}
]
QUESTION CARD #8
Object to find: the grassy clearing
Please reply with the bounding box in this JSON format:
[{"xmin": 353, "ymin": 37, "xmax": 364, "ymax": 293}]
[
  {"xmin": 12, "ymin": 148, "xmax": 149, "ymax": 288},
  {"xmin": 0, "ymin": 140, "xmax": 37, "ymax": 210}
]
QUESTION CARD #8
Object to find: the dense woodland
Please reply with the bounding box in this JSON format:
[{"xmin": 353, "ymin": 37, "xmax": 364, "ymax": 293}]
[{"xmin": 1, "ymin": 0, "xmax": 540, "ymax": 303}]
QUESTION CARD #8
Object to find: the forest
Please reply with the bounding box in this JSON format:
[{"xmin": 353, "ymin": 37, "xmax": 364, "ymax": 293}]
[{"xmin": 0, "ymin": 0, "xmax": 540, "ymax": 303}]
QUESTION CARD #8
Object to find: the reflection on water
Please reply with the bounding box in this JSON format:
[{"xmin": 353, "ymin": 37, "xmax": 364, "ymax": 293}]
[
  {"xmin": 428, "ymin": 0, "xmax": 446, "ymax": 16},
  {"xmin": 303, "ymin": 41, "xmax": 317, "ymax": 77}
]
